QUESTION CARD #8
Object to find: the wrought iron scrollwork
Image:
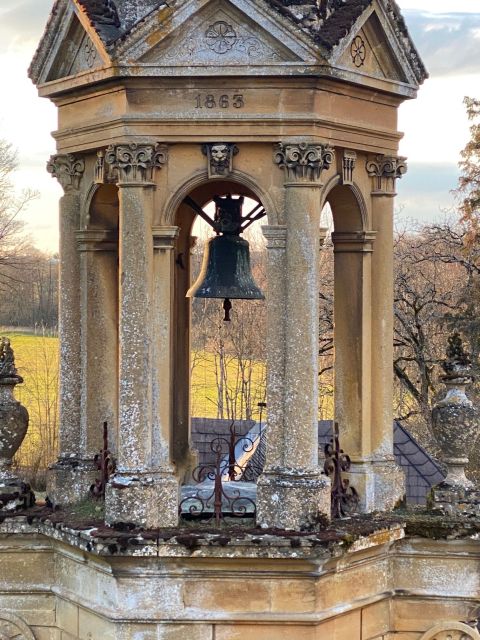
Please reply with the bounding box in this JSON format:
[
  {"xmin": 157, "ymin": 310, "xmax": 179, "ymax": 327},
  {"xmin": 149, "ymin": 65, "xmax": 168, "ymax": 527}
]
[
  {"xmin": 324, "ymin": 422, "xmax": 359, "ymax": 518},
  {"xmin": 90, "ymin": 422, "xmax": 116, "ymax": 499},
  {"xmin": 180, "ymin": 421, "xmax": 262, "ymax": 524}
]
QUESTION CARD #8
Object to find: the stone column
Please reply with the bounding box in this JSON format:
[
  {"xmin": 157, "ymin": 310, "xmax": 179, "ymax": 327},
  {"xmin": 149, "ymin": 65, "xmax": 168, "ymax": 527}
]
[
  {"xmin": 257, "ymin": 142, "xmax": 333, "ymax": 530},
  {"xmin": 332, "ymin": 230, "xmax": 377, "ymax": 509},
  {"xmin": 46, "ymin": 154, "xmax": 85, "ymax": 506},
  {"xmin": 77, "ymin": 230, "xmax": 118, "ymax": 475},
  {"xmin": 260, "ymin": 225, "xmax": 287, "ymax": 471},
  {"xmin": 104, "ymin": 143, "xmax": 179, "ymax": 529},
  {"xmin": 151, "ymin": 226, "xmax": 179, "ymax": 475},
  {"xmin": 366, "ymin": 154, "xmax": 407, "ymax": 510}
]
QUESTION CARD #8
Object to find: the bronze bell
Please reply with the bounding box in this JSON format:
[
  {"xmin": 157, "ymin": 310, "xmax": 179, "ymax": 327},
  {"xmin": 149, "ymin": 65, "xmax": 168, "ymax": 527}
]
[{"xmin": 186, "ymin": 195, "xmax": 265, "ymax": 320}]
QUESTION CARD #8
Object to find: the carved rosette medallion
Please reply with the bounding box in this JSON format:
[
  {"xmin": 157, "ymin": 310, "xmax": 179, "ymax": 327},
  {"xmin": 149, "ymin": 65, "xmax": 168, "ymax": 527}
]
[
  {"xmin": 420, "ymin": 622, "xmax": 480, "ymax": 640},
  {"xmin": 350, "ymin": 35, "xmax": 366, "ymax": 67},
  {"xmin": 0, "ymin": 612, "xmax": 36, "ymax": 639},
  {"xmin": 83, "ymin": 41, "xmax": 98, "ymax": 67},
  {"xmin": 205, "ymin": 21, "xmax": 237, "ymax": 54},
  {"xmin": 47, "ymin": 154, "xmax": 85, "ymax": 193},
  {"xmin": 105, "ymin": 143, "xmax": 168, "ymax": 183},
  {"xmin": 274, "ymin": 142, "xmax": 334, "ymax": 184},
  {"xmin": 202, "ymin": 142, "xmax": 239, "ymax": 178},
  {"xmin": 366, "ymin": 154, "xmax": 407, "ymax": 194}
]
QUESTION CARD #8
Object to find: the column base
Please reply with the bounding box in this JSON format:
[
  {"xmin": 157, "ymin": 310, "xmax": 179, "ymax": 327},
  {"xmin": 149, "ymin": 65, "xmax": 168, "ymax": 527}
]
[
  {"xmin": 105, "ymin": 472, "xmax": 179, "ymax": 529},
  {"xmin": 346, "ymin": 459, "xmax": 405, "ymax": 513},
  {"xmin": 256, "ymin": 468, "xmax": 331, "ymax": 530},
  {"xmin": 47, "ymin": 458, "xmax": 98, "ymax": 507}
]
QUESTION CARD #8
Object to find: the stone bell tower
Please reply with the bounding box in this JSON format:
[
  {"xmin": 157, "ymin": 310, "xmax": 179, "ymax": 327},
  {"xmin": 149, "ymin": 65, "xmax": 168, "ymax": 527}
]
[
  {"xmin": 0, "ymin": 2, "xmax": 475, "ymax": 640},
  {"xmin": 30, "ymin": 0, "xmax": 427, "ymax": 531}
]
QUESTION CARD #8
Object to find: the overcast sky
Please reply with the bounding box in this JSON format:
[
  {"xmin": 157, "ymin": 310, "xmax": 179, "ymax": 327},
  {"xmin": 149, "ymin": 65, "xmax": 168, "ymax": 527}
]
[{"xmin": 0, "ymin": 0, "xmax": 479, "ymax": 252}]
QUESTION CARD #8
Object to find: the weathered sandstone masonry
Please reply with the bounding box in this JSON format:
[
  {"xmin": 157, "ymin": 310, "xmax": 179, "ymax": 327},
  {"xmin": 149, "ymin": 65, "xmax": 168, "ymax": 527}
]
[
  {"xmin": 0, "ymin": 517, "xmax": 479, "ymax": 640},
  {"xmin": 1, "ymin": 2, "xmax": 475, "ymax": 639}
]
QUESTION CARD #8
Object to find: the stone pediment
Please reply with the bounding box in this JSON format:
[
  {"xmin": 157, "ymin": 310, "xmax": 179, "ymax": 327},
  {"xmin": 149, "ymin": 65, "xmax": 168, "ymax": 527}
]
[
  {"xmin": 330, "ymin": 2, "xmax": 421, "ymax": 86},
  {"xmin": 119, "ymin": 0, "xmax": 313, "ymax": 67},
  {"xmin": 47, "ymin": 13, "xmax": 103, "ymax": 81},
  {"xmin": 336, "ymin": 13, "xmax": 407, "ymax": 83}
]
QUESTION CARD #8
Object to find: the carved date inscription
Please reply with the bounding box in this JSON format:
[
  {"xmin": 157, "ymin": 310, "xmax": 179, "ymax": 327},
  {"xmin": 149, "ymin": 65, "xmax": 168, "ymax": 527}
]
[{"xmin": 195, "ymin": 94, "xmax": 245, "ymax": 109}]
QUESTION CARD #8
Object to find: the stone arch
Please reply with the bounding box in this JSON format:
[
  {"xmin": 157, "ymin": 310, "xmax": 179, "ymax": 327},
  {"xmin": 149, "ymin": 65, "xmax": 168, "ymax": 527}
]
[
  {"xmin": 163, "ymin": 169, "xmax": 279, "ymax": 227},
  {"xmin": 168, "ymin": 170, "xmax": 270, "ymax": 479},
  {"xmin": 85, "ymin": 182, "xmax": 119, "ymax": 231},
  {"xmin": 420, "ymin": 623, "xmax": 480, "ymax": 640},
  {"xmin": 321, "ymin": 174, "xmax": 369, "ymax": 232},
  {"xmin": 0, "ymin": 612, "xmax": 36, "ymax": 640}
]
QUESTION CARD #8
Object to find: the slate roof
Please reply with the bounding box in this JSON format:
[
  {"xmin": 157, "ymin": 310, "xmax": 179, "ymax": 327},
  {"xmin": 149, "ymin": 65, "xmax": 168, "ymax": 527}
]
[
  {"xmin": 76, "ymin": 0, "xmax": 123, "ymax": 43},
  {"xmin": 190, "ymin": 418, "xmax": 445, "ymax": 505}
]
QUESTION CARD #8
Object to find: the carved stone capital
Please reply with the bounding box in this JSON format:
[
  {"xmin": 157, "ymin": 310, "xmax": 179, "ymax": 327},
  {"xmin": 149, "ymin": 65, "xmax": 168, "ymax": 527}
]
[
  {"xmin": 262, "ymin": 225, "xmax": 287, "ymax": 250},
  {"xmin": 47, "ymin": 154, "xmax": 85, "ymax": 193},
  {"xmin": 76, "ymin": 229, "xmax": 117, "ymax": 252},
  {"xmin": 105, "ymin": 143, "xmax": 168, "ymax": 184},
  {"xmin": 366, "ymin": 154, "xmax": 407, "ymax": 195},
  {"xmin": 332, "ymin": 231, "xmax": 376, "ymax": 253},
  {"xmin": 420, "ymin": 622, "xmax": 480, "ymax": 640},
  {"xmin": 202, "ymin": 142, "xmax": 239, "ymax": 178},
  {"xmin": 152, "ymin": 226, "xmax": 180, "ymax": 250},
  {"xmin": 274, "ymin": 142, "xmax": 334, "ymax": 185}
]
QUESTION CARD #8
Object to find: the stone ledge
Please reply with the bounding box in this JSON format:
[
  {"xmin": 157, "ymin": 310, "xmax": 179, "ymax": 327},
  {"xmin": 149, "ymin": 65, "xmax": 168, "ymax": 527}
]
[
  {"xmin": 0, "ymin": 505, "xmax": 407, "ymax": 560},
  {"xmin": 1, "ymin": 506, "xmax": 480, "ymax": 560}
]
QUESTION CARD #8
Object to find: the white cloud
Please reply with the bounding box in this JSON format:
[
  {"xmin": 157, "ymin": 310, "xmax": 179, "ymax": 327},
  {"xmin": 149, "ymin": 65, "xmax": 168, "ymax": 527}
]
[{"xmin": 397, "ymin": 0, "xmax": 480, "ymax": 13}]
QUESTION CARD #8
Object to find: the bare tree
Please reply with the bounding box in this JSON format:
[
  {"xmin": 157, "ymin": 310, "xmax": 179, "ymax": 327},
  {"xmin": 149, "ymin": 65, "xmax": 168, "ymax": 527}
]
[{"xmin": 0, "ymin": 138, "xmax": 38, "ymax": 293}]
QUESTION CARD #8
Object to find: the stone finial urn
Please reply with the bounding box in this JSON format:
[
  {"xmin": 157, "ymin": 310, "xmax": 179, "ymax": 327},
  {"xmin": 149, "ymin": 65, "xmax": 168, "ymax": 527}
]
[
  {"xmin": 0, "ymin": 338, "xmax": 31, "ymax": 509},
  {"xmin": 431, "ymin": 333, "xmax": 478, "ymax": 488}
]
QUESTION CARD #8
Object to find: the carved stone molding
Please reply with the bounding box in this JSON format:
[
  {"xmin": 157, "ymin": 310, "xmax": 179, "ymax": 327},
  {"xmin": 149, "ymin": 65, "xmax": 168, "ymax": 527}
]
[
  {"xmin": 420, "ymin": 622, "xmax": 480, "ymax": 640},
  {"xmin": 152, "ymin": 226, "xmax": 180, "ymax": 250},
  {"xmin": 76, "ymin": 229, "xmax": 117, "ymax": 252},
  {"xmin": 0, "ymin": 612, "xmax": 36, "ymax": 640},
  {"xmin": 342, "ymin": 150, "xmax": 357, "ymax": 185},
  {"xmin": 332, "ymin": 230, "xmax": 376, "ymax": 253},
  {"xmin": 202, "ymin": 142, "xmax": 239, "ymax": 178},
  {"xmin": 262, "ymin": 225, "xmax": 287, "ymax": 250},
  {"xmin": 94, "ymin": 149, "xmax": 107, "ymax": 184},
  {"xmin": 274, "ymin": 142, "xmax": 334, "ymax": 184},
  {"xmin": 105, "ymin": 143, "xmax": 167, "ymax": 184},
  {"xmin": 366, "ymin": 154, "xmax": 407, "ymax": 195},
  {"xmin": 47, "ymin": 154, "xmax": 85, "ymax": 193}
]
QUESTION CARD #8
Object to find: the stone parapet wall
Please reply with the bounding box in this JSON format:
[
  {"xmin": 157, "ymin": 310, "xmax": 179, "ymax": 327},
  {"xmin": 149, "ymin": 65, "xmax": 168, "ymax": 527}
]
[{"xmin": 0, "ymin": 521, "xmax": 478, "ymax": 640}]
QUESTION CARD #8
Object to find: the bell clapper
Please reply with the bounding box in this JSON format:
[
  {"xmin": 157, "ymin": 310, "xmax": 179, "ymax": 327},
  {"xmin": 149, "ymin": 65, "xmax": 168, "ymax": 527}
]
[{"xmin": 223, "ymin": 298, "xmax": 232, "ymax": 322}]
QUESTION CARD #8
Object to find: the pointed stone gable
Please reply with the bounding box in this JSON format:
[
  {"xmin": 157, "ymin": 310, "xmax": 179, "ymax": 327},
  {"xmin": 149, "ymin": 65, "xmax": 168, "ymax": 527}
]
[
  {"xmin": 47, "ymin": 13, "xmax": 103, "ymax": 81},
  {"xmin": 336, "ymin": 13, "xmax": 407, "ymax": 81},
  {"xmin": 138, "ymin": 2, "xmax": 302, "ymax": 66}
]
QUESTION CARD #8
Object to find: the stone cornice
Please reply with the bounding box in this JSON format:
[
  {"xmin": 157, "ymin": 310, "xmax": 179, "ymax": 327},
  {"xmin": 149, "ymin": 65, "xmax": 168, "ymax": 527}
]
[
  {"xmin": 105, "ymin": 143, "xmax": 167, "ymax": 184},
  {"xmin": 47, "ymin": 154, "xmax": 85, "ymax": 194},
  {"xmin": 274, "ymin": 142, "xmax": 334, "ymax": 185},
  {"xmin": 366, "ymin": 154, "xmax": 407, "ymax": 195}
]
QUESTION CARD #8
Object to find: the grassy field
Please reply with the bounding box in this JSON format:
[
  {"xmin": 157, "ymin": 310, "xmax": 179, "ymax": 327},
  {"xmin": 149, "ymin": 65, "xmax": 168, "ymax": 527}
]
[
  {"xmin": 2, "ymin": 331, "xmax": 59, "ymax": 470},
  {"xmin": 3, "ymin": 332, "xmax": 333, "ymax": 471}
]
